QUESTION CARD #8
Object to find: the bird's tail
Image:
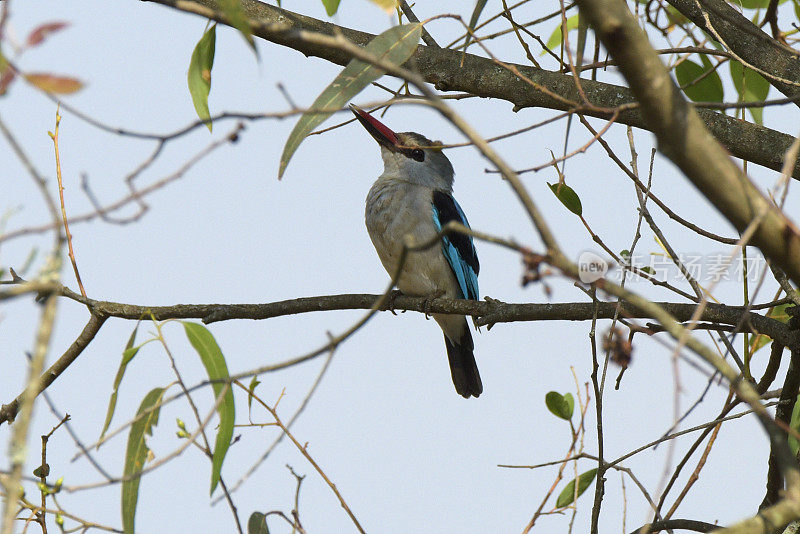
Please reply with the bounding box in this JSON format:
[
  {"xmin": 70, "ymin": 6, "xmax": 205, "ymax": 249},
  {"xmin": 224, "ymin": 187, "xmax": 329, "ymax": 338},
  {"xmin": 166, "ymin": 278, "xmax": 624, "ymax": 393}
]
[{"xmin": 442, "ymin": 319, "xmax": 482, "ymax": 398}]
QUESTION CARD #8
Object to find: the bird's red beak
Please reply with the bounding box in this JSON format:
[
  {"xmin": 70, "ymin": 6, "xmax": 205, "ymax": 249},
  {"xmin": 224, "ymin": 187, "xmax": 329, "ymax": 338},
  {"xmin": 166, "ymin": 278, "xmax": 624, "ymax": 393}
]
[{"xmin": 350, "ymin": 104, "xmax": 399, "ymax": 150}]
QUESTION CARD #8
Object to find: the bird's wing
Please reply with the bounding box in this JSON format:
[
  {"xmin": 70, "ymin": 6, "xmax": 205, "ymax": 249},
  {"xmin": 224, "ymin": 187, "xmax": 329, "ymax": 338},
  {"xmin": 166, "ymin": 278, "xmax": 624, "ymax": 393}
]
[{"xmin": 431, "ymin": 190, "xmax": 479, "ymax": 300}]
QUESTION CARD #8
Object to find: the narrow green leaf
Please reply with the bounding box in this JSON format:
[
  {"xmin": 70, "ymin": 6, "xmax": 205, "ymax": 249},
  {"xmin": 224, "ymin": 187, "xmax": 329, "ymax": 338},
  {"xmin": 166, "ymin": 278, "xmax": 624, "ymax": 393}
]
[
  {"xmin": 122, "ymin": 387, "xmax": 165, "ymax": 534},
  {"xmin": 248, "ymin": 512, "xmax": 270, "ymax": 534},
  {"xmin": 543, "ymin": 14, "xmax": 580, "ymax": 55},
  {"xmin": 247, "ymin": 376, "xmax": 261, "ymax": 412},
  {"xmin": 278, "ymin": 23, "xmax": 422, "ymax": 178},
  {"xmin": 548, "ymin": 182, "xmax": 582, "ymax": 216},
  {"xmin": 675, "ymin": 58, "xmax": 724, "ymax": 102},
  {"xmin": 218, "ymin": 0, "xmax": 256, "ymax": 53},
  {"xmin": 321, "ymin": 0, "xmax": 341, "ymax": 15},
  {"xmin": 789, "ymin": 394, "xmax": 800, "ymax": 456},
  {"xmin": 99, "ymin": 323, "xmax": 142, "ymax": 444},
  {"xmin": 182, "ymin": 322, "xmax": 235, "ymax": 496},
  {"xmin": 556, "ymin": 468, "xmax": 597, "ymax": 508},
  {"xmin": 463, "ymin": 0, "xmax": 488, "ymax": 51},
  {"xmin": 188, "ymin": 24, "xmax": 216, "ymax": 132},
  {"xmin": 730, "ymin": 60, "xmax": 770, "ymax": 124},
  {"xmin": 545, "ymin": 391, "xmax": 573, "ymax": 420}
]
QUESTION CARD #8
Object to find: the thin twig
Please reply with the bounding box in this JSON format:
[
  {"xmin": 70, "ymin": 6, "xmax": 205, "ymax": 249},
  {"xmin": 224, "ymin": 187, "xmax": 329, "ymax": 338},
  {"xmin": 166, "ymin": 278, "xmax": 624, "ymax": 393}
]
[
  {"xmin": 247, "ymin": 388, "xmax": 365, "ymax": 533},
  {"xmin": 49, "ymin": 106, "xmax": 86, "ymax": 297}
]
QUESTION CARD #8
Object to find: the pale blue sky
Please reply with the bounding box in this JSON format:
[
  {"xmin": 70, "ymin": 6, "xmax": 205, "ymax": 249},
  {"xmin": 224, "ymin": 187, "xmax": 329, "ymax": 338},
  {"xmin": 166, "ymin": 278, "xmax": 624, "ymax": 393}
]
[{"xmin": 2, "ymin": 0, "xmax": 797, "ymax": 532}]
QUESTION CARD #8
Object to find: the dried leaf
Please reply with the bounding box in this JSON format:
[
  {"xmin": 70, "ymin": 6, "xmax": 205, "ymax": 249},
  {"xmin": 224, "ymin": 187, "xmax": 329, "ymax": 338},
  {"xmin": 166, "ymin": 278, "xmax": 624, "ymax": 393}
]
[
  {"xmin": 27, "ymin": 22, "xmax": 69, "ymax": 47},
  {"xmin": 24, "ymin": 73, "xmax": 83, "ymax": 94}
]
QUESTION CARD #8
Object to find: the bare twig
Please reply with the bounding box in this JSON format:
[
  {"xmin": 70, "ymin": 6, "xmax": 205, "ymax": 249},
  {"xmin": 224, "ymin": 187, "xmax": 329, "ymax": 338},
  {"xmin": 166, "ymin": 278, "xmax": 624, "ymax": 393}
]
[{"xmin": 49, "ymin": 107, "xmax": 86, "ymax": 297}]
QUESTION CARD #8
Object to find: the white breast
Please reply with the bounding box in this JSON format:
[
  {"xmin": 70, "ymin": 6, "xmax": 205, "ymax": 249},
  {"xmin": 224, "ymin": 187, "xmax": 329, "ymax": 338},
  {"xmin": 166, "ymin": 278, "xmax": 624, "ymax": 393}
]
[{"xmin": 364, "ymin": 177, "xmax": 459, "ymax": 298}]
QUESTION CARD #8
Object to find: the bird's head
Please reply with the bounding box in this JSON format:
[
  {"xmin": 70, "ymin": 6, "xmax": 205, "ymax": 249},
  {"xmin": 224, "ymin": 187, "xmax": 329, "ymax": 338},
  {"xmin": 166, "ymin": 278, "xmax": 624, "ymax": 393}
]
[{"xmin": 350, "ymin": 104, "xmax": 454, "ymax": 190}]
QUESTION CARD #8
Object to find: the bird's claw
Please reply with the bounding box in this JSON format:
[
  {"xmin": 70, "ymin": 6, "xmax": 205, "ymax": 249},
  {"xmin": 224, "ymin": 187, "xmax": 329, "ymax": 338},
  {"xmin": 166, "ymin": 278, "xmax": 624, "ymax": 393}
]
[
  {"xmin": 422, "ymin": 289, "xmax": 446, "ymax": 319},
  {"xmin": 386, "ymin": 289, "xmax": 404, "ymax": 315},
  {"xmin": 480, "ymin": 296, "xmax": 507, "ymax": 331}
]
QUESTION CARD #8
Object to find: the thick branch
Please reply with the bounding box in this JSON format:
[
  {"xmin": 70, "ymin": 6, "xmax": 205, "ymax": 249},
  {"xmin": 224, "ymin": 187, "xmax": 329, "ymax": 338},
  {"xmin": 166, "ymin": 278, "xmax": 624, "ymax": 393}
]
[
  {"xmin": 667, "ymin": 0, "xmax": 800, "ymax": 100},
  {"xmin": 144, "ymin": 0, "xmax": 800, "ymax": 178},
  {"xmin": 762, "ymin": 346, "xmax": 800, "ymax": 509}
]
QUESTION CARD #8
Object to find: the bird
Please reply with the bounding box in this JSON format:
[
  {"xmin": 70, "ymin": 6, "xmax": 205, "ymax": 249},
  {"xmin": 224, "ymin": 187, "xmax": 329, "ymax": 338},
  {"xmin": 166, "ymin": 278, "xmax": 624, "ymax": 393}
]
[{"xmin": 350, "ymin": 104, "xmax": 482, "ymax": 398}]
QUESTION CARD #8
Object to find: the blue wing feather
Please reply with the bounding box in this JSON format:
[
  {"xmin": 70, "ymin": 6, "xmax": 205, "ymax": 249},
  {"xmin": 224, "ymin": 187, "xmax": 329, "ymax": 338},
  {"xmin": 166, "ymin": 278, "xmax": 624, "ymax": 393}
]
[{"xmin": 431, "ymin": 191, "xmax": 479, "ymax": 301}]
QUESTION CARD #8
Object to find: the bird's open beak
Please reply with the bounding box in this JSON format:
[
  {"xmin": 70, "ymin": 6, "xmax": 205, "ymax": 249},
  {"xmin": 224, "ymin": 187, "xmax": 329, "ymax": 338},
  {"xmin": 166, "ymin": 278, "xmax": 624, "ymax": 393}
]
[{"xmin": 350, "ymin": 104, "xmax": 399, "ymax": 151}]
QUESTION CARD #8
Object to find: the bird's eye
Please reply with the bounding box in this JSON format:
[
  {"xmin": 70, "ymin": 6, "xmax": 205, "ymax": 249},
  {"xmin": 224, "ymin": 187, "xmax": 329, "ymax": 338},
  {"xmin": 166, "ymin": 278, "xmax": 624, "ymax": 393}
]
[{"xmin": 410, "ymin": 148, "xmax": 425, "ymax": 162}]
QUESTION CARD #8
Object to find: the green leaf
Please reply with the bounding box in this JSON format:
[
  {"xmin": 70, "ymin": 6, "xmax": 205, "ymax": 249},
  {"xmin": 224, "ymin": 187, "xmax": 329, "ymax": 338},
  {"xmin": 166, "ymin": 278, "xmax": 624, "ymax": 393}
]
[
  {"xmin": 247, "ymin": 376, "xmax": 261, "ymax": 412},
  {"xmin": 675, "ymin": 58, "xmax": 724, "ymax": 102},
  {"xmin": 248, "ymin": 512, "xmax": 270, "ymax": 534},
  {"xmin": 640, "ymin": 266, "xmax": 655, "ymax": 275},
  {"xmin": 556, "ymin": 468, "xmax": 597, "ymax": 508},
  {"xmin": 321, "ymin": 0, "xmax": 341, "ymax": 15},
  {"xmin": 665, "ymin": 5, "xmax": 689, "ymax": 26},
  {"xmin": 548, "ymin": 182, "xmax": 582, "ymax": 216},
  {"xmin": 749, "ymin": 303, "xmax": 792, "ymax": 353},
  {"xmin": 218, "ymin": 0, "xmax": 256, "ymax": 53},
  {"xmin": 563, "ymin": 392, "xmax": 575, "ymax": 418},
  {"xmin": 122, "ymin": 387, "xmax": 165, "ymax": 534},
  {"xmin": 0, "ymin": 52, "xmax": 16, "ymax": 96},
  {"xmin": 463, "ymin": 0, "xmax": 488, "ymax": 51},
  {"xmin": 278, "ymin": 23, "xmax": 421, "ymax": 178},
  {"xmin": 544, "ymin": 14, "xmax": 580, "ymax": 55},
  {"xmin": 99, "ymin": 323, "xmax": 142, "ymax": 444},
  {"xmin": 789, "ymin": 394, "xmax": 800, "ymax": 456},
  {"xmin": 188, "ymin": 24, "xmax": 216, "ymax": 132},
  {"xmin": 545, "ymin": 391, "xmax": 574, "ymax": 420},
  {"xmin": 182, "ymin": 322, "xmax": 235, "ymax": 496},
  {"xmin": 730, "ymin": 60, "xmax": 770, "ymax": 124},
  {"xmin": 737, "ymin": 0, "xmax": 771, "ymax": 9}
]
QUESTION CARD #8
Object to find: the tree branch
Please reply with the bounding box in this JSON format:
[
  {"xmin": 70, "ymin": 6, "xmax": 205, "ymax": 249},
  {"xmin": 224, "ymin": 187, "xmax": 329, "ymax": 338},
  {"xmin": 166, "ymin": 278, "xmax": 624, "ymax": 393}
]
[
  {"xmin": 762, "ymin": 345, "xmax": 800, "ymax": 509},
  {"xmin": 628, "ymin": 518, "xmax": 719, "ymax": 533},
  {"xmin": 36, "ymin": 287, "xmax": 795, "ymax": 345},
  {"xmin": 575, "ymin": 0, "xmax": 800, "ymax": 288},
  {"xmin": 142, "ymin": 0, "xmax": 800, "ymax": 178},
  {"xmin": 1, "ymin": 284, "xmax": 796, "ymax": 428},
  {"xmin": 666, "ymin": 0, "xmax": 800, "ymax": 100},
  {"xmin": 0, "ymin": 312, "xmax": 107, "ymax": 426}
]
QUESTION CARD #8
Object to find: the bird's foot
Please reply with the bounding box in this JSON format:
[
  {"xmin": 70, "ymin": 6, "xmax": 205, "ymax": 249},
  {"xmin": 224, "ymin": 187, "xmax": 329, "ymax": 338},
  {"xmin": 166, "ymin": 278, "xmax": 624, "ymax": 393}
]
[
  {"xmin": 481, "ymin": 296, "xmax": 507, "ymax": 331},
  {"xmin": 422, "ymin": 289, "xmax": 446, "ymax": 319},
  {"xmin": 386, "ymin": 289, "xmax": 404, "ymax": 315}
]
